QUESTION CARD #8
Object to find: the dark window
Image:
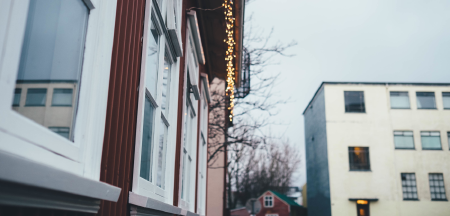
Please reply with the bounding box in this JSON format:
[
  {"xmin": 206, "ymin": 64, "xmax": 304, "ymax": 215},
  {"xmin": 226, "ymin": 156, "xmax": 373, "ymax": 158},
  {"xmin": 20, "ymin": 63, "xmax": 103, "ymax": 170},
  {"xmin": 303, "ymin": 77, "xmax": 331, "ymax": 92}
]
[
  {"xmin": 394, "ymin": 131, "xmax": 414, "ymax": 149},
  {"xmin": 51, "ymin": 89, "xmax": 73, "ymax": 106},
  {"xmin": 349, "ymin": 147, "xmax": 370, "ymax": 171},
  {"xmin": 345, "ymin": 91, "xmax": 365, "ymax": 113},
  {"xmin": 48, "ymin": 127, "xmax": 70, "ymax": 139},
  {"xmin": 13, "ymin": 88, "xmax": 22, "ymax": 106},
  {"xmin": 448, "ymin": 132, "xmax": 450, "ymax": 150},
  {"xmin": 25, "ymin": 88, "xmax": 47, "ymax": 106},
  {"xmin": 429, "ymin": 173, "xmax": 447, "ymax": 201},
  {"xmin": 401, "ymin": 173, "xmax": 418, "ymax": 200},
  {"xmin": 140, "ymin": 95, "xmax": 156, "ymax": 181},
  {"xmin": 390, "ymin": 92, "xmax": 410, "ymax": 109},
  {"xmin": 416, "ymin": 92, "xmax": 436, "ymax": 109},
  {"xmin": 443, "ymin": 92, "xmax": 450, "ymax": 109},
  {"xmin": 421, "ymin": 131, "xmax": 441, "ymax": 150}
]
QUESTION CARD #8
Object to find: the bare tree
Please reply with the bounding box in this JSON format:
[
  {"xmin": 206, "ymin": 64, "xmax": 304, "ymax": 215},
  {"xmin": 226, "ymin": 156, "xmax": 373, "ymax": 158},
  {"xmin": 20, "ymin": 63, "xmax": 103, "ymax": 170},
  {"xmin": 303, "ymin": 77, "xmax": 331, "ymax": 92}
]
[
  {"xmin": 232, "ymin": 141, "xmax": 301, "ymax": 208},
  {"xmin": 206, "ymin": 10, "xmax": 298, "ymax": 214}
]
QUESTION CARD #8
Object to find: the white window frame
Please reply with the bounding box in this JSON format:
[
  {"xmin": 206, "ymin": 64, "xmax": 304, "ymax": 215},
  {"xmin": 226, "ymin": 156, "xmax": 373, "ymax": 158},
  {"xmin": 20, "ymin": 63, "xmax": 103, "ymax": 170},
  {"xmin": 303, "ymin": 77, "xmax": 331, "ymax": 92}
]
[
  {"xmin": 178, "ymin": 19, "xmax": 204, "ymax": 212},
  {"xmin": 264, "ymin": 195, "xmax": 274, "ymax": 207},
  {"xmin": 196, "ymin": 79, "xmax": 209, "ymax": 215},
  {"xmin": 0, "ymin": 0, "xmax": 117, "ymax": 180},
  {"xmin": 131, "ymin": 0, "xmax": 181, "ymax": 204},
  {"xmin": 266, "ymin": 214, "xmax": 279, "ymax": 216}
]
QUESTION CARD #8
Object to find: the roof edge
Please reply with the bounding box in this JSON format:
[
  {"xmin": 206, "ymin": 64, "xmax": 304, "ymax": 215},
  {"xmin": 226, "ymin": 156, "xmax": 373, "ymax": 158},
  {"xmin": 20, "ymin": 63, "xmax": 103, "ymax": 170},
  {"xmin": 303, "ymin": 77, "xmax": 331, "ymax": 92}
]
[{"xmin": 302, "ymin": 81, "xmax": 450, "ymax": 115}]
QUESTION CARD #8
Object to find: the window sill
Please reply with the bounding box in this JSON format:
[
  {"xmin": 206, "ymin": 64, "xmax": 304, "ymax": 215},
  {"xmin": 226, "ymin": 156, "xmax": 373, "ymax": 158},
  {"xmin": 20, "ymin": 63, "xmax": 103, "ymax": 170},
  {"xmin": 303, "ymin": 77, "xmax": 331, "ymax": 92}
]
[
  {"xmin": 345, "ymin": 112, "xmax": 366, "ymax": 114},
  {"xmin": 0, "ymin": 150, "xmax": 121, "ymax": 213},
  {"xmin": 417, "ymin": 108, "xmax": 437, "ymax": 110},
  {"xmin": 391, "ymin": 108, "xmax": 411, "ymax": 110},
  {"xmin": 395, "ymin": 148, "xmax": 416, "ymax": 150},
  {"xmin": 129, "ymin": 191, "xmax": 182, "ymax": 215},
  {"xmin": 24, "ymin": 105, "xmax": 46, "ymax": 107},
  {"xmin": 403, "ymin": 199, "xmax": 419, "ymax": 201},
  {"xmin": 349, "ymin": 170, "xmax": 372, "ymax": 172},
  {"xmin": 51, "ymin": 105, "xmax": 73, "ymax": 107},
  {"xmin": 422, "ymin": 148, "xmax": 443, "ymax": 151},
  {"xmin": 431, "ymin": 199, "xmax": 448, "ymax": 201}
]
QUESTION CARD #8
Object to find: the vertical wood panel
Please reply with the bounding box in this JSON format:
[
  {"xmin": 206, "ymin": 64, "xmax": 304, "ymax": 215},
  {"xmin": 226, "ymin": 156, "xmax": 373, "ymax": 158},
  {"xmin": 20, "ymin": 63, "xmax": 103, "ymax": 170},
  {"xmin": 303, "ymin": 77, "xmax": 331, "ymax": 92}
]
[{"xmin": 98, "ymin": 0, "xmax": 146, "ymax": 215}]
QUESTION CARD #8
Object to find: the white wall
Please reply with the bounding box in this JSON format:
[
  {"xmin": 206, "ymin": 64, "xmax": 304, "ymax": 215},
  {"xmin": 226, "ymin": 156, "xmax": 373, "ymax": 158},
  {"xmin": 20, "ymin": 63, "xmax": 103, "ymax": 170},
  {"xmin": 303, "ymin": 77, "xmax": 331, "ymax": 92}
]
[{"xmin": 324, "ymin": 83, "xmax": 450, "ymax": 216}]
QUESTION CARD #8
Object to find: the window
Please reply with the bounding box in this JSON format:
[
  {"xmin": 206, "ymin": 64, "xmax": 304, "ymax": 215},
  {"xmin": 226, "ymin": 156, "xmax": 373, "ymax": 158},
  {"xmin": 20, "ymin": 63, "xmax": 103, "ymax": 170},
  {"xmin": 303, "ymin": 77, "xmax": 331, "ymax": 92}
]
[
  {"xmin": 12, "ymin": 89, "xmax": 22, "ymax": 106},
  {"xmin": 416, "ymin": 92, "xmax": 436, "ymax": 109},
  {"xmin": 266, "ymin": 214, "xmax": 278, "ymax": 216},
  {"xmin": 448, "ymin": 132, "xmax": 450, "ymax": 150},
  {"xmin": 394, "ymin": 131, "xmax": 414, "ymax": 149},
  {"xmin": 264, "ymin": 196, "xmax": 273, "ymax": 207},
  {"xmin": 14, "ymin": 0, "xmax": 88, "ymax": 142},
  {"xmin": 429, "ymin": 174, "xmax": 447, "ymax": 201},
  {"xmin": 132, "ymin": 0, "xmax": 181, "ymax": 203},
  {"xmin": 0, "ymin": 0, "xmax": 120, "ymax": 182},
  {"xmin": 401, "ymin": 173, "xmax": 418, "ymax": 200},
  {"xmin": 181, "ymin": 76, "xmax": 196, "ymax": 204},
  {"xmin": 25, "ymin": 88, "xmax": 47, "ymax": 106},
  {"xmin": 348, "ymin": 147, "xmax": 370, "ymax": 171},
  {"xmin": 48, "ymin": 127, "xmax": 70, "ymax": 139},
  {"xmin": 344, "ymin": 91, "xmax": 365, "ymax": 113},
  {"xmin": 140, "ymin": 96, "xmax": 156, "ymax": 181},
  {"xmin": 443, "ymin": 92, "xmax": 450, "ymax": 109},
  {"xmin": 421, "ymin": 131, "xmax": 442, "ymax": 150},
  {"xmin": 51, "ymin": 89, "xmax": 73, "ymax": 106},
  {"xmin": 390, "ymin": 91, "xmax": 410, "ymax": 109}
]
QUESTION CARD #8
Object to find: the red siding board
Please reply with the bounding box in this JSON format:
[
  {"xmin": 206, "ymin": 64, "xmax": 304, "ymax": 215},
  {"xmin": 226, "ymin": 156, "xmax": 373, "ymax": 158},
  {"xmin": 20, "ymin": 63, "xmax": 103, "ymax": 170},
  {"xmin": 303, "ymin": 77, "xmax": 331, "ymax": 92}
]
[{"xmin": 98, "ymin": 0, "xmax": 146, "ymax": 215}]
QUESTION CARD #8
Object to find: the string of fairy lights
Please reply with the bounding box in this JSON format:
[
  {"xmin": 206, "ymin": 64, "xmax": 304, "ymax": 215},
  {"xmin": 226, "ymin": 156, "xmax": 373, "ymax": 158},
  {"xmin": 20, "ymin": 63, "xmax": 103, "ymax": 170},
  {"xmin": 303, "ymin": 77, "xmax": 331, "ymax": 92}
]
[{"xmin": 223, "ymin": 0, "xmax": 236, "ymax": 122}]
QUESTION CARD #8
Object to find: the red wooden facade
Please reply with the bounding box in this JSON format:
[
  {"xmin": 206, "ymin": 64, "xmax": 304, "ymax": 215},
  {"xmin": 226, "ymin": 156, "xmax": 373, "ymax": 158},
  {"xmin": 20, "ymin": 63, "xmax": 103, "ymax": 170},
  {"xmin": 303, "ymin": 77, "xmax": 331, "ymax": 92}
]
[
  {"xmin": 97, "ymin": 0, "xmax": 146, "ymax": 215},
  {"xmin": 0, "ymin": 0, "xmax": 244, "ymax": 215}
]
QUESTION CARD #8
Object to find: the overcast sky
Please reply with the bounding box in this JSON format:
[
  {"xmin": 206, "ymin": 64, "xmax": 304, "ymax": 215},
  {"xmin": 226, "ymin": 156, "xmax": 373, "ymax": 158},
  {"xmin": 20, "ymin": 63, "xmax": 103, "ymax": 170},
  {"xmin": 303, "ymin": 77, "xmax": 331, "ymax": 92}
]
[{"xmin": 246, "ymin": 0, "xmax": 450, "ymax": 187}]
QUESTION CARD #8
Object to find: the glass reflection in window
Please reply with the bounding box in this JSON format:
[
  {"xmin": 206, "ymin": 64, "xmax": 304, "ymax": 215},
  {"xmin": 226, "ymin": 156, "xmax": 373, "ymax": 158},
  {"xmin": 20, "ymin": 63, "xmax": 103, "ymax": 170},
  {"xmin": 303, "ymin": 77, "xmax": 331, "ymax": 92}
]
[
  {"xmin": 13, "ymin": 0, "xmax": 89, "ymax": 141},
  {"xmin": 145, "ymin": 18, "xmax": 160, "ymax": 97},
  {"xmin": 161, "ymin": 55, "xmax": 171, "ymax": 115}
]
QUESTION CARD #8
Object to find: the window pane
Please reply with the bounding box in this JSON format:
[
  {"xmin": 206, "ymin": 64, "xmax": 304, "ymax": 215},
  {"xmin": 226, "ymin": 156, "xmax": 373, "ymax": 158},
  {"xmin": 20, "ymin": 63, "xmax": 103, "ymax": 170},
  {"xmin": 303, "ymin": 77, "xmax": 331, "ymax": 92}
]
[
  {"xmin": 13, "ymin": 0, "xmax": 88, "ymax": 141},
  {"xmin": 401, "ymin": 173, "xmax": 418, "ymax": 200},
  {"xmin": 140, "ymin": 96, "xmax": 155, "ymax": 181},
  {"xmin": 448, "ymin": 132, "xmax": 450, "ymax": 150},
  {"xmin": 181, "ymin": 151, "xmax": 187, "ymax": 199},
  {"xmin": 145, "ymin": 18, "xmax": 160, "ymax": 97},
  {"xmin": 156, "ymin": 119, "xmax": 168, "ymax": 189},
  {"xmin": 48, "ymin": 127, "xmax": 70, "ymax": 139},
  {"xmin": 416, "ymin": 92, "xmax": 436, "ymax": 109},
  {"xmin": 344, "ymin": 91, "xmax": 365, "ymax": 113},
  {"xmin": 394, "ymin": 131, "xmax": 414, "ymax": 149},
  {"xmin": 390, "ymin": 92, "xmax": 410, "ymax": 109},
  {"xmin": 13, "ymin": 89, "xmax": 22, "ymax": 106},
  {"xmin": 429, "ymin": 174, "xmax": 447, "ymax": 200},
  {"xmin": 421, "ymin": 136, "xmax": 442, "ymax": 149},
  {"xmin": 161, "ymin": 55, "xmax": 171, "ymax": 115},
  {"xmin": 52, "ymin": 89, "xmax": 73, "ymax": 106},
  {"xmin": 443, "ymin": 92, "xmax": 450, "ymax": 109},
  {"xmin": 25, "ymin": 88, "xmax": 47, "ymax": 106},
  {"xmin": 348, "ymin": 147, "xmax": 370, "ymax": 171}
]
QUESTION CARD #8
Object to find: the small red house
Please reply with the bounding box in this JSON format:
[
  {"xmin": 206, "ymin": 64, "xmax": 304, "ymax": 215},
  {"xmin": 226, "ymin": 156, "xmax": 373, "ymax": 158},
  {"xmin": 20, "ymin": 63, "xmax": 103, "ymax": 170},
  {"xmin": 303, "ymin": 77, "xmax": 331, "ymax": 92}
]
[
  {"xmin": 257, "ymin": 191, "xmax": 307, "ymax": 216},
  {"xmin": 231, "ymin": 190, "xmax": 307, "ymax": 216}
]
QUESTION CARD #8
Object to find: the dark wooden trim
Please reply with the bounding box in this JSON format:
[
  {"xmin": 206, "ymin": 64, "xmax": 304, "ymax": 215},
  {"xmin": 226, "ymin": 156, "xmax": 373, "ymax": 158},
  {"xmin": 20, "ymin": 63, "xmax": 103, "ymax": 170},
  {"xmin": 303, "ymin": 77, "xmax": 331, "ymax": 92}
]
[{"xmin": 172, "ymin": 0, "xmax": 188, "ymax": 206}]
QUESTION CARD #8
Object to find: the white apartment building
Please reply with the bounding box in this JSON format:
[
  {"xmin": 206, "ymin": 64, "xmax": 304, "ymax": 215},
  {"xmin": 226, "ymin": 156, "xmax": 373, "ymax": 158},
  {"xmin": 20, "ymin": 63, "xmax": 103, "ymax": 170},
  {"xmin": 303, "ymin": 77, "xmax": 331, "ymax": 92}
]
[{"xmin": 303, "ymin": 82, "xmax": 450, "ymax": 216}]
